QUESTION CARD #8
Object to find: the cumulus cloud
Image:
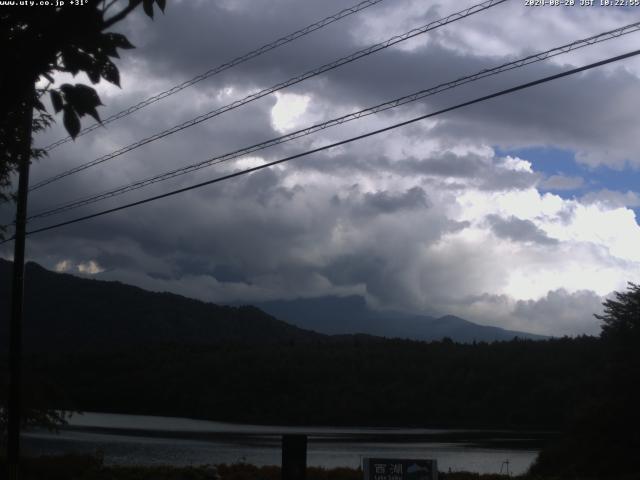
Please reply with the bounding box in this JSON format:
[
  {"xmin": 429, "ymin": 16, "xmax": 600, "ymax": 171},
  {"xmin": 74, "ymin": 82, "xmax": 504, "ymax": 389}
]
[
  {"xmin": 540, "ymin": 174, "xmax": 584, "ymax": 191},
  {"xmin": 443, "ymin": 289, "xmax": 606, "ymax": 336},
  {"xmin": 54, "ymin": 259, "xmax": 105, "ymax": 275},
  {"xmin": 511, "ymin": 289, "xmax": 605, "ymax": 336},
  {"xmin": 486, "ymin": 214, "xmax": 558, "ymax": 246},
  {"xmin": 580, "ymin": 189, "xmax": 640, "ymax": 209},
  {"xmin": 54, "ymin": 260, "xmax": 72, "ymax": 273}
]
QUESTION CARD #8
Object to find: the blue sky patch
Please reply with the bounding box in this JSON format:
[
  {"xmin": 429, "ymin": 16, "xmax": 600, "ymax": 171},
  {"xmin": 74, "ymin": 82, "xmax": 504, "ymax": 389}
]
[{"xmin": 495, "ymin": 146, "xmax": 640, "ymax": 216}]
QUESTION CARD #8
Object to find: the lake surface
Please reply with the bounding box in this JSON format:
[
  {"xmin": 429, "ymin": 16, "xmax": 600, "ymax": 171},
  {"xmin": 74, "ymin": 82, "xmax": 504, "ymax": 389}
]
[{"xmin": 22, "ymin": 412, "xmax": 550, "ymax": 475}]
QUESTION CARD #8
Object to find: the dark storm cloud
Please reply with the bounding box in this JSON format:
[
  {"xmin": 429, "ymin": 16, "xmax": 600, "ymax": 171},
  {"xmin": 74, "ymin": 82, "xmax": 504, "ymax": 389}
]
[
  {"xmin": 486, "ymin": 214, "xmax": 558, "ymax": 246},
  {"xmin": 28, "ymin": 0, "xmax": 639, "ymax": 206},
  {"xmin": 478, "ymin": 163, "xmax": 540, "ymax": 191},
  {"xmin": 291, "ymin": 150, "xmax": 539, "ymax": 192},
  {"xmin": 405, "ymin": 152, "xmax": 483, "ymax": 178},
  {"xmin": 81, "ymin": 0, "xmax": 640, "ymax": 176},
  {"xmin": 455, "ymin": 289, "xmax": 606, "ymax": 336},
  {"xmin": 360, "ymin": 186, "xmax": 429, "ymax": 214},
  {"xmin": 112, "ymin": 1, "xmax": 529, "ymax": 128},
  {"xmin": 512, "ymin": 289, "xmax": 605, "ymax": 335},
  {"xmin": 121, "ymin": 0, "xmax": 368, "ymax": 82},
  {"xmin": 426, "ymin": 62, "xmax": 640, "ymax": 167},
  {"xmin": 401, "ymin": 154, "xmax": 539, "ymax": 191}
]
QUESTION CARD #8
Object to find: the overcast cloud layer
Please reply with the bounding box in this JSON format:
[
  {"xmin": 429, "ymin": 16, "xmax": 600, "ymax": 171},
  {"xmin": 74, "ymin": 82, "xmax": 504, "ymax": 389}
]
[{"xmin": 4, "ymin": 0, "xmax": 640, "ymax": 336}]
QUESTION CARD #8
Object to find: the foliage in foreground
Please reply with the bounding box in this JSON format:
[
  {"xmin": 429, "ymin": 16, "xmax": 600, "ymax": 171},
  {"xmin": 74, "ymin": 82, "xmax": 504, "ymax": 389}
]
[
  {"xmin": 1, "ymin": 454, "xmax": 631, "ymax": 480},
  {"xmin": 530, "ymin": 283, "xmax": 640, "ymax": 478}
]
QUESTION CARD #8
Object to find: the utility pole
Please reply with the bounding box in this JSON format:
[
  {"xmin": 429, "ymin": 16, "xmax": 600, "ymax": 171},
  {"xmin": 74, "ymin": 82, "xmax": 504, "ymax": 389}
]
[{"xmin": 7, "ymin": 82, "xmax": 35, "ymax": 480}]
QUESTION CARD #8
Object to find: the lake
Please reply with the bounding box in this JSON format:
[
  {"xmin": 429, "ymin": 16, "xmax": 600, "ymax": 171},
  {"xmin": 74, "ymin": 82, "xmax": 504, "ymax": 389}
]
[{"xmin": 22, "ymin": 412, "xmax": 551, "ymax": 475}]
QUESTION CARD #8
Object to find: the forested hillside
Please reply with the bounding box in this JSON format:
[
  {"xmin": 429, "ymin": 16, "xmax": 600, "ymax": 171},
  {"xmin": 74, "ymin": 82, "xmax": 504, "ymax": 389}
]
[
  {"xmin": 0, "ymin": 259, "xmax": 322, "ymax": 352},
  {"xmin": 15, "ymin": 336, "xmax": 601, "ymax": 429},
  {"xmin": 1, "ymin": 260, "xmax": 545, "ymax": 349}
]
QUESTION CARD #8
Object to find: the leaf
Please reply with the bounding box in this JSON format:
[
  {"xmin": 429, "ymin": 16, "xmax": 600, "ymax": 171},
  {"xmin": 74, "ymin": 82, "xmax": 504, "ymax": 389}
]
[
  {"xmin": 60, "ymin": 48, "xmax": 87, "ymax": 76},
  {"xmin": 104, "ymin": 32, "xmax": 135, "ymax": 50},
  {"xmin": 76, "ymin": 84, "xmax": 103, "ymax": 107},
  {"xmin": 31, "ymin": 147, "xmax": 48, "ymax": 161},
  {"xmin": 61, "ymin": 55, "xmax": 80, "ymax": 76},
  {"xmin": 143, "ymin": 0, "xmax": 154, "ymax": 18},
  {"xmin": 155, "ymin": 0, "xmax": 166, "ymax": 12},
  {"xmin": 97, "ymin": 38, "xmax": 119, "ymax": 59},
  {"xmin": 62, "ymin": 84, "xmax": 103, "ymax": 123},
  {"xmin": 50, "ymin": 91, "xmax": 63, "ymax": 113},
  {"xmin": 59, "ymin": 84, "xmax": 74, "ymax": 96},
  {"xmin": 101, "ymin": 59, "xmax": 120, "ymax": 87},
  {"xmin": 86, "ymin": 67, "xmax": 101, "ymax": 84},
  {"xmin": 62, "ymin": 105, "xmax": 81, "ymax": 139},
  {"xmin": 61, "ymin": 48, "xmax": 100, "ymax": 83},
  {"xmin": 83, "ymin": 106, "xmax": 101, "ymax": 123}
]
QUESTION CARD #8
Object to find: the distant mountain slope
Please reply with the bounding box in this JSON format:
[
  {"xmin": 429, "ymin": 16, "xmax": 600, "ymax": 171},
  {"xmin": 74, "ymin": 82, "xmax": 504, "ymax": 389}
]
[
  {"xmin": 0, "ymin": 259, "xmax": 544, "ymax": 352},
  {"xmin": 252, "ymin": 296, "xmax": 547, "ymax": 342},
  {"xmin": 0, "ymin": 259, "xmax": 323, "ymax": 352}
]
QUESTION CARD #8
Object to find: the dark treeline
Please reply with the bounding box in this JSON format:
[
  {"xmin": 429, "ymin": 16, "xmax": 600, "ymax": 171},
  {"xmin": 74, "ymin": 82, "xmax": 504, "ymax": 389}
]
[{"xmin": 10, "ymin": 336, "xmax": 601, "ymax": 430}]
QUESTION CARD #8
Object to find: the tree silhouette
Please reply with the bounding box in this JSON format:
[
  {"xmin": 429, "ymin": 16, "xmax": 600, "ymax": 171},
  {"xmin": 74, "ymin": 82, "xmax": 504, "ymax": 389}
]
[
  {"xmin": 532, "ymin": 282, "xmax": 640, "ymax": 478},
  {"xmin": 0, "ymin": 0, "xmax": 165, "ymax": 439},
  {"xmin": 0, "ymin": 0, "xmax": 165, "ymax": 208},
  {"xmin": 596, "ymin": 282, "xmax": 640, "ymax": 343}
]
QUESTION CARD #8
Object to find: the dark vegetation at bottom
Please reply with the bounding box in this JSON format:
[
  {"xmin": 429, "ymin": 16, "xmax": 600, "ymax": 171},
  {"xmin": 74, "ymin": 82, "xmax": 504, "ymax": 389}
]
[
  {"xmin": 6, "ymin": 336, "xmax": 601, "ymax": 430},
  {"xmin": 1, "ymin": 325, "xmax": 637, "ymax": 478},
  {"xmin": 7, "ymin": 328, "xmax": 637, "ymax": 478},
  {"xmin": 1, "ymin": 454, "xmax": 633, "ymax": 480}
]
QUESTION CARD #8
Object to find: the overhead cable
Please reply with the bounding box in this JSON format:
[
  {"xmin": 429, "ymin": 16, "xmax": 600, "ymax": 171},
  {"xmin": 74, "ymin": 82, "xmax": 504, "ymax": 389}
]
[
  {"xmin": 27, "ymin": 21, "xmax": 640, "ymax": 221},
  {"xmin": 30, "ymin": 0, "xmax": 508, "ymax": 191},
  {"xmin": 6, "ymin": 48, "xmax": 637, "ymax": 242},
  {"xmin": 41, "ymin": 0, "xmax": 388, "ymax": 151}
]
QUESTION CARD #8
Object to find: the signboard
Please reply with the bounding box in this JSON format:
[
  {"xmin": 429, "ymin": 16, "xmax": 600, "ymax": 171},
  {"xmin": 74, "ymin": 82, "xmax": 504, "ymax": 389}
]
[{"xmin": 363, "ymin": 458, "xmax": 438, "ymax": 480}]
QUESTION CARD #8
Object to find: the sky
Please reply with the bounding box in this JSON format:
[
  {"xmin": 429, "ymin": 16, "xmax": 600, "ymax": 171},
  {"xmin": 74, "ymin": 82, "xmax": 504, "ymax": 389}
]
[{"xmin": 3, "ymin": 0, "xmax": 640, "ymax": 336}]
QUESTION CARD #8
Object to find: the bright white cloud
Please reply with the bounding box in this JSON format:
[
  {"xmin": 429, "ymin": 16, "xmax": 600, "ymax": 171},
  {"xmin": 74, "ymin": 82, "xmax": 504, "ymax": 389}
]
[
  {"xmin": 54, "ymin": 259, "xmax": 104, "ymax": 275},
  {"xmin": 77, "ymin": 260, "xmax": 105, "ymax": 275},
  {"xmin": 54, "ymin": 260, "xmax": 72, "ymax": 273},
  {"xmin": 271, "ymin": 92, "xmax": 311, "ymax": 133}
]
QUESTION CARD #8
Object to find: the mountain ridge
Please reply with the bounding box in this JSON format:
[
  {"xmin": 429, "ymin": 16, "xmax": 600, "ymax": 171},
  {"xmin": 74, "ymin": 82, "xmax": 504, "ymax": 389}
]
[
  {"xmin": 0, "ymin": 259, "xmax": 323, "ymax": 352},
  {"xmin": 251, "ymin": 296, "xmax": 547, "ymax": 342},
  {"xmin": 0, "ymin": 259, "xmax": 545, "ymax": 351}
]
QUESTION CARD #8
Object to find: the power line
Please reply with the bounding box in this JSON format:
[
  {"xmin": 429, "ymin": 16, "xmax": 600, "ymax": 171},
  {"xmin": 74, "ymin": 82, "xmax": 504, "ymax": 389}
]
[
  {"xmin": 6, "ymin": 48, "xmax": 637, "ymax": 242},
  {"xmin": 29, "ymin": 0, "xmax": 507, "ymax": 191},
  {"xmin": 26, "ymin": 21, "xmax": 640, "ymax": 221},
  {"xmin": 41, "ymin": 0, "xmax": 388, "ymax": 152}
]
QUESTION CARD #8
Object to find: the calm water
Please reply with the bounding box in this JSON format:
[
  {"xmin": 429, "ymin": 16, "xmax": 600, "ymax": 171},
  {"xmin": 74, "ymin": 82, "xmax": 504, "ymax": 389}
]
[{"xmin": 22, "ymin": 412, "xmax": 547, "ymax": 475}]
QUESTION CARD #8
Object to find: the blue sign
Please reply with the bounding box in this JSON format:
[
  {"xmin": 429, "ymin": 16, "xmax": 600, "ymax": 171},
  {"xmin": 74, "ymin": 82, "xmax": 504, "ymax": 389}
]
[{"xmin": 363, "ymin": 458, "xmax": 437, "ymax": 480}]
